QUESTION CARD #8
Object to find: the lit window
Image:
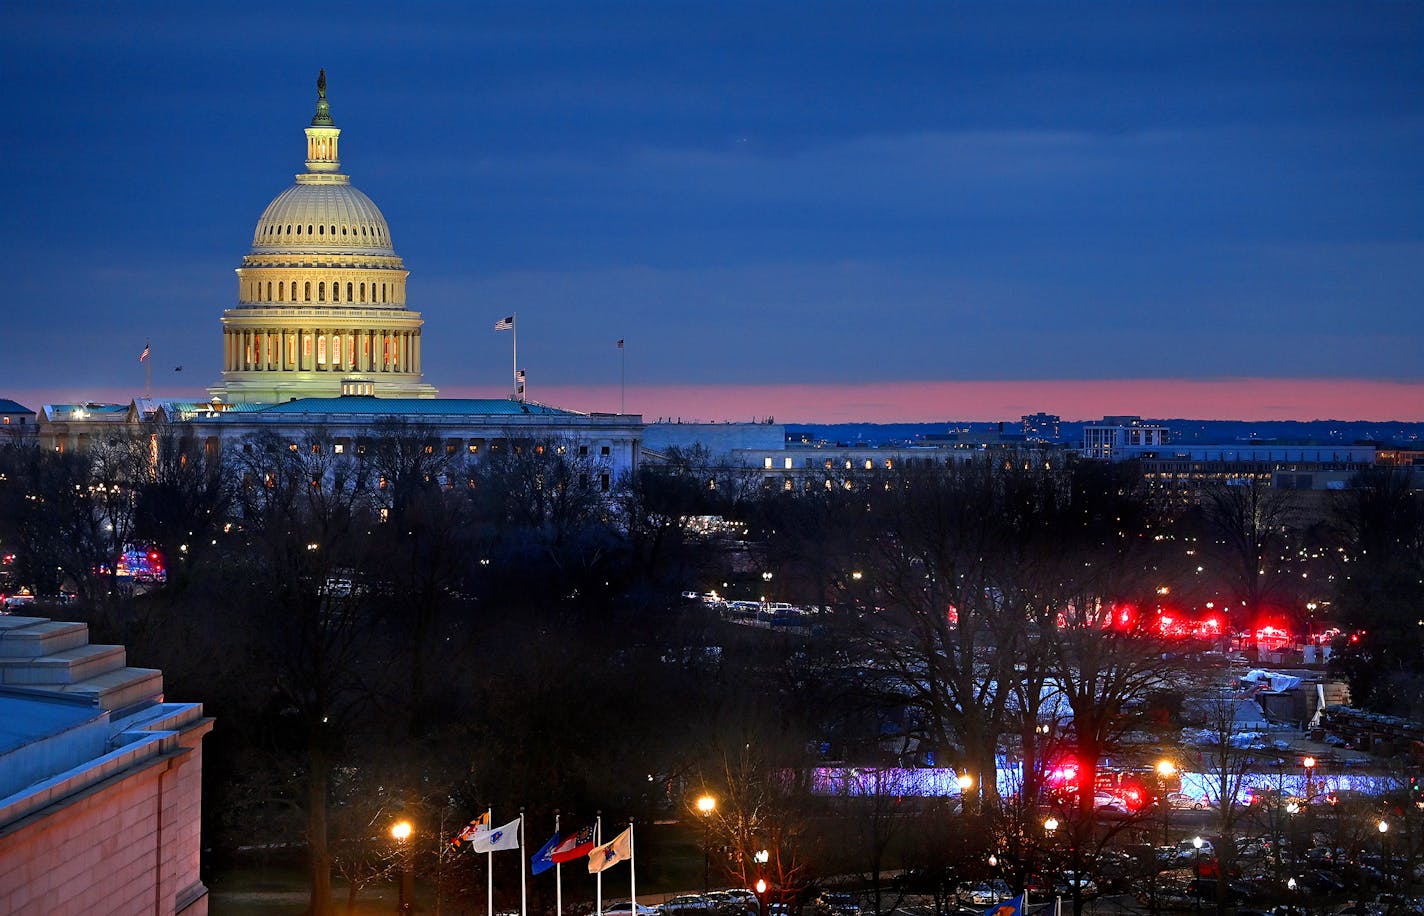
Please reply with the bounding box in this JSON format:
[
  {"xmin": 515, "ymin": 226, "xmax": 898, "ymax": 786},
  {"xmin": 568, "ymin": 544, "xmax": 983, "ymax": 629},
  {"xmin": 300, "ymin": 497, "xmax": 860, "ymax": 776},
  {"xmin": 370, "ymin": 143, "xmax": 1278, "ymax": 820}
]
[
  {"xmin": 765, "ymin": 457, "xmax": 774, "ymax": 469},
  {"xmin": 784, "ymin": 457, "xmax": 792, "ymax": 469},
  {"xmin": 334, "ymin": 443, "xmax": 344, "ymax": 454}
]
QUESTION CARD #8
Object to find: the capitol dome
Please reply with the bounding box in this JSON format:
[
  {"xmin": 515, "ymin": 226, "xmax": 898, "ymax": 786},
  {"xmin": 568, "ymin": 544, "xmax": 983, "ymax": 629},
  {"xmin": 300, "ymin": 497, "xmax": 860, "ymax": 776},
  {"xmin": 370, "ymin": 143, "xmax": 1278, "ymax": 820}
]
[
  {"xmin": 250, "ymin": 182, "xmax": 396, "ymax": 257},
  {"xmin": 210, "ymin": 71, "xmax": 437, "ymax": 404}
]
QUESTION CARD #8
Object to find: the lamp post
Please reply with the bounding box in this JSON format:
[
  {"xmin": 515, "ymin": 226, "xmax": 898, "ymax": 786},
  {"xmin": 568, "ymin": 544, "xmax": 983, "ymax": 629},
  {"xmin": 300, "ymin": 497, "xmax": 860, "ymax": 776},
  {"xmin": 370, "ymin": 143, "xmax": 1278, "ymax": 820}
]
[
  {"xmin": 391, "ymin": 820, "xmax": 414, "ymax": 914},
  {"xmin": 1043, "ymin": 818, "xmax": 1059, "ymax": 897},
  {"xmin": 1303, "ymin": 756, "xmax": 1316, "ymax": 802},
  {"xmin": 697, "ymin": 795, "xmax": 717, "ymax": 894},
  {"xmin": 957, "ymin": 773, "xmax": 973, "ymax": 817},
  {"xmin": 754, "ymin": 850, "xmax": 770, "ymax": 916},
  {"xmin": 1191, "ymin": 836, "xmax": 1203, "ymax": 912},
  {"xmin": 1378, "ymin": 819, "xmax": 1390, "ymax": 890},
  {"xmin": 1157, "ymin": 759, "xmax": 1177, "ymax": 845}
]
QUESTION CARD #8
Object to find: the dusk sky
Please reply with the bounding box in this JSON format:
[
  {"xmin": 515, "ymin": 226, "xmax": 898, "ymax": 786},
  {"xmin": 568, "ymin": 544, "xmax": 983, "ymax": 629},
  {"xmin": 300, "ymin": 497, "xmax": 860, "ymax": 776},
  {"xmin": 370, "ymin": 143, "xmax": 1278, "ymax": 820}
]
[{"xmin": 3, "ymin": 2, "xmax": 1421, "ymax": 422}]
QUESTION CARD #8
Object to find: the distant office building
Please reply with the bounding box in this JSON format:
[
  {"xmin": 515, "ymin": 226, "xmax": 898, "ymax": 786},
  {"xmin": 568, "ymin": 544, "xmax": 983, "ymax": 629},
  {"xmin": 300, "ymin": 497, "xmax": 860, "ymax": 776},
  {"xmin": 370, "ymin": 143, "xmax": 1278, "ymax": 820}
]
[
  {"xmin": 1081, "ymin": 415, "xmax": 1169, "ymax": 459},
  {"xmin": 0, "ymin": 400, "xmax": 36, "ymax": 440},
  {"xmin": 0, "ymin": 615, "xmax": 212, "ymax": 915},
  {"xmin": 1020, "ymin": 412, "xmax": 1061, "ymax": 442}
]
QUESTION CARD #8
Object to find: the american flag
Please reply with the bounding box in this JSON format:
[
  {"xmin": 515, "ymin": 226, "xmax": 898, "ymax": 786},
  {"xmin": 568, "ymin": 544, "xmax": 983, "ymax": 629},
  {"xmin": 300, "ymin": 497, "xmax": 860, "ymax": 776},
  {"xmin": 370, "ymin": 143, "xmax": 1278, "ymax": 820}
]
[
  {"xmin": 494, "ymin": 315, "xmax": 515, "ymax": 331},
  {"xmin": 616, "ymin": 339, "xmax": 624, "ymax": 349},
  {"xmin": 138, "ymin": 343, "xmax": 150, "ymax": 363}
]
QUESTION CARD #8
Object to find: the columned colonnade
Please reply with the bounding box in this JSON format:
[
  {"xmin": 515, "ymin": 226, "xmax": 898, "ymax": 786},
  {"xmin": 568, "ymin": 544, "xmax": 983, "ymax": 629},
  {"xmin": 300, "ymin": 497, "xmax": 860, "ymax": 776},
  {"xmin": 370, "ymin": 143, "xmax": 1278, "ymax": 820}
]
[{"xmin": 222, "ymin": 326, "xmax": 422, "ymax": 374}]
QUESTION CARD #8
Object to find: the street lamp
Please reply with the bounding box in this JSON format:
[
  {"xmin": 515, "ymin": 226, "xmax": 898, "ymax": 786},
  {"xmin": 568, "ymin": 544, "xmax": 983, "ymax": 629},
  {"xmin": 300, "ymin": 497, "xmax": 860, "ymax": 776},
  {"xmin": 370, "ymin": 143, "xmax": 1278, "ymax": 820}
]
[
  {"xmin": 1157, "ymin": 759, "xmax": 1177, "ymax": 844},
  {"xmin": 391, "ymin": 820, "xmax": 414, "ymax": 914},
  {"xmin": 696, "ymin": 795, "xmax": 716, "ymax": 894},
  {"xmin": 1044, "ymin": 817, "xmax": 1059, "ymax": 835},
  {"xmin": 1192, "ymin": 837, "xmax": 1203, "ymax": 911},
  {"xmin": 754, "ymin": 851, "xmax": 770, "ymax": 916},
  {"xmin": 1303, "ymin": 756, "xmax": 1316, "ymax": 802},
  {"xmin": 1379, "ymin": 820, "xmax": 1391, "ymax": 888}
]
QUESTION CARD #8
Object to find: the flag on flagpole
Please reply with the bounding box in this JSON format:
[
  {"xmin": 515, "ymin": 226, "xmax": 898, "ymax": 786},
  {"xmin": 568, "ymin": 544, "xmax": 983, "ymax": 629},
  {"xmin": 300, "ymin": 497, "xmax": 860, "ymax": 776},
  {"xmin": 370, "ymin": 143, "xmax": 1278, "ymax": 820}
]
[
  {"xmin": 531, "ymin": 833, "xmax": 561, "ymax": 875},
  {"xmin": 983, "ymin": 893, "xmax": 1024, "ymax": 916},
  {"xmin": 494, "ymin": 315, "xmax": 515, "ymax": 331},
  {"xmin": 450, "ymin": 812, "xmax": 490, "ymax": 847},
  {"xmin": 139, "ymin": 343, "xmax": 151, "ymax": 363},
  {"xmin": 550, "ymin": 823, "xmax": 596, "ymax": 863},
  {"xmin": 616, "ymin": 339, "xmax": 624, "ymax": 349},
  {"xmin": 587, "ymin": 827, "xmax": 632, "ymax": 874},
  {"xmin": 470, "ymin": 817, "xmax": 521, "ymax": 853}
]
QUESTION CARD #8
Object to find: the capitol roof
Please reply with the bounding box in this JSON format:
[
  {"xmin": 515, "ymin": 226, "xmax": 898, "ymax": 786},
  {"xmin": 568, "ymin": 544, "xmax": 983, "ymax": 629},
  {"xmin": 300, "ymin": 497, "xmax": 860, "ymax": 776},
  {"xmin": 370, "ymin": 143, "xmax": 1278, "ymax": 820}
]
[{"xmin": 209, "ymin": 396, "xmax": 582, "ymax": 419}]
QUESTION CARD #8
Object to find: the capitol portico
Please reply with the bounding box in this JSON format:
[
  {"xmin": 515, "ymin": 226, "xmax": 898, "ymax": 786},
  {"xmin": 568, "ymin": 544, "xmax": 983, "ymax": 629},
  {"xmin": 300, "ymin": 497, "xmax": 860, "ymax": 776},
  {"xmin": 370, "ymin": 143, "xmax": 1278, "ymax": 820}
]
[{"xmin": 210, "ymin": 70, "xmax": 437, "ymax": 404}]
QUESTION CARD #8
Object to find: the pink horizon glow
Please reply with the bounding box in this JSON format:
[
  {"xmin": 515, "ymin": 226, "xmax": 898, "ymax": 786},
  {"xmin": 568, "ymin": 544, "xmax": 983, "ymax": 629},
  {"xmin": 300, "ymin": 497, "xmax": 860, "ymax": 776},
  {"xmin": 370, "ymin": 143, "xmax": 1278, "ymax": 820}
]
[{"xmin": 13, "ymin": 377, "xmax": 1424, "ymax": 424}]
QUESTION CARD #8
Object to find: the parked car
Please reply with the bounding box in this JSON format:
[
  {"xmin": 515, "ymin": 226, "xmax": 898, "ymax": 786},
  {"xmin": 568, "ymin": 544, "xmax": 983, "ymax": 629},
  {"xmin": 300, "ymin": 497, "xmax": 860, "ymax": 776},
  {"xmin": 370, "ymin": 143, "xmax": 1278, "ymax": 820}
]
[
  {"xmin": 813, "ymin": 892, "xmax": 858, "ymax": 916},
  {"xmin": 1166, "ymin": 791, "xmax": 1207, "ymax": 810},
  {"xmin": 1185, "ymin": 877, "xmax": 1249, "ymax": 904},
  {"xmin": 1290, "ymin": 870, "xmax": 1347, "ymax": 895},
  {"xmin": 1136, "ymin": 879, "xmax": 1196, "ymax": 909},
  {"xmin": 663, "ymin": 896, "xmax": 716, "ymax": 915},
  {"xmin": 1054, "ymin": 871, "xmax": 1098, "ymax": 898},
  {"xmin": 1091, "ymin": 791, "xmax": 1131, "ymax": 815},
  {"xmin": 1171, "ymin": 838, "xmax": 1216, "ymax": 863},
  {"xmin": 958, "ymin": 880, "xmax": 1014, "ymax": 907},
  {"xmin": 603, "ymin": 903, "xmax": 659, "ymax": 916}
]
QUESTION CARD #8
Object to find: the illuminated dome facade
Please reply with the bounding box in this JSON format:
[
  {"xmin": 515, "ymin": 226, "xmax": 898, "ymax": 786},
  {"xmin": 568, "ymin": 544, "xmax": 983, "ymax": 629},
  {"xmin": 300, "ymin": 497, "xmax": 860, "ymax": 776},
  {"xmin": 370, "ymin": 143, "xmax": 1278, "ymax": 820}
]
[{"xmin": 210, "ymin": 71, "xmax": 437, "ymax": 403}]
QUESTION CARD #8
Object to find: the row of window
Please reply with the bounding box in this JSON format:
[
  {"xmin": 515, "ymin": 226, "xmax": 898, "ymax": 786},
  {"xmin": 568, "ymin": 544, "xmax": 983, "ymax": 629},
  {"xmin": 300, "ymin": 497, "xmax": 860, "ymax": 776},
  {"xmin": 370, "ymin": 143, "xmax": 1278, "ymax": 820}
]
[
  {"xmin": 253, "ymin": 470, "xmax": 614, "ymax": 496},
  {"xmin": 763, "ymin": 456, "xmax": 897, "ymax": 471},
  {"xmin": 309, "ymin": 440, "xmax": 614, "ymax": 458},
  {"xmin": 246, "ymin": 279, "xmax": 396, "ymax": 304},
  {"xmin": 261, "ymin": 222, "xmax": 385, "ymax": 241}
]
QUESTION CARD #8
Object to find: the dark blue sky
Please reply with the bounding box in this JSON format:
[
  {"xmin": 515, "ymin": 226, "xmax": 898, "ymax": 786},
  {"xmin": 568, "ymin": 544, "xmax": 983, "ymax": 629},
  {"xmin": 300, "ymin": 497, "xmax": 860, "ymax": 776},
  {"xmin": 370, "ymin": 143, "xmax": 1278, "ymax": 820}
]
[{"xmin": 3, "ymin": 2, "xmax": 1421, "ymax": 418}]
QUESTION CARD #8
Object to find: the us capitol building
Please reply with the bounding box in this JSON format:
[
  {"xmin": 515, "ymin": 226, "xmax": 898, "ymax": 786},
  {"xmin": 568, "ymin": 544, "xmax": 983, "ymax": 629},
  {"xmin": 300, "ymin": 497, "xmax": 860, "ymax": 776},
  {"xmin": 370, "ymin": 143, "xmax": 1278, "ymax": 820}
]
[
  {"xmin": 211, "ymin": 70, "xmax": 435, "ymax": 404},
  {"xmin": 34, "ymin": 73, "xmax": 643, "ymax": 480}
]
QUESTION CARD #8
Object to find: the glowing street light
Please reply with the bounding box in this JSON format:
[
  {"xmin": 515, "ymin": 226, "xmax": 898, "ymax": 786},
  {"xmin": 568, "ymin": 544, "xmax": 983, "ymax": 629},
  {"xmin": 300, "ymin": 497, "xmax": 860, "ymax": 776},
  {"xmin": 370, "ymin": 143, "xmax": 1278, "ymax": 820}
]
[
  {"xmin": 1043, "ymin": 817, "xmax": 1059, "ymax": 834},
  {"xmin": 391, "ymin": 820, "xmax": 414, "ymax": 913},
  {"xmin": 696, "ymin": 795, "xmax": 716, "ymax": 893}
]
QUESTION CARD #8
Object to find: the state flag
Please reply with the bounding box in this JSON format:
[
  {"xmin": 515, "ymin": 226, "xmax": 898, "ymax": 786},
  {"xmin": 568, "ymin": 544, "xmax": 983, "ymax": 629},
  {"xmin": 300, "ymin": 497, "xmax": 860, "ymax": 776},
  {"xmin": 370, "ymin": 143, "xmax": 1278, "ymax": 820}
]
[
  {"xmin": 587, "ymin": 826, "xmax": 632, "ymax": 874},
  {"xmin": 984, "ymin": 894, "xmax": 1024, "ymax": 916},
  {"xmin": 449, "ymin": 812, "xmax": 489, "ymax": 848},
  {"xmin": 469, "ymin": 817, "xmax": 521, "ymax": 853},
  {"xmin": 550, "ymin": 823, "xmax": 596, "ymax": 863},
  {"xmin": 531, "ymin": 833, "xmax": 561, "ymax": 875}
]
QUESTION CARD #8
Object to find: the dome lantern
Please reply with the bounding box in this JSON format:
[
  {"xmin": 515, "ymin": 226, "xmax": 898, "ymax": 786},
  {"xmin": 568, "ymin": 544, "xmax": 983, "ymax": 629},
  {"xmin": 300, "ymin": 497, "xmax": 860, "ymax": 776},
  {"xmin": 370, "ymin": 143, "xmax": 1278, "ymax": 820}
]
[{"xmin": 304, "ymin": 69, "xmax": 340, "ymax": 174}]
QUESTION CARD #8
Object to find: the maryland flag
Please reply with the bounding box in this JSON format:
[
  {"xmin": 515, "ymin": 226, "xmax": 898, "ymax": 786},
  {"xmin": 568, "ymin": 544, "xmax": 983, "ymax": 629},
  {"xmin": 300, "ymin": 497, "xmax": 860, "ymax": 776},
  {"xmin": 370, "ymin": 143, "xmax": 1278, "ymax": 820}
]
[
  {"xmin": 449, "ymin": 812, "xmax": 490, "ymax": 848},
  {"xmin": 984, "ymin": 894, "xmax": 1024, "ymax": 916}
]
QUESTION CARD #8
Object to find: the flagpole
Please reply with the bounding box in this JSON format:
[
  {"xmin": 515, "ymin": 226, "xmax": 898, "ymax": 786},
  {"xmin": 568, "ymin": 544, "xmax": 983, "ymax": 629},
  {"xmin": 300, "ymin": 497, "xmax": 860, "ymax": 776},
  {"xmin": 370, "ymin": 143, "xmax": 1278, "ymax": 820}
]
[
  {"xmin": 519, "ymin": 809, "xmax": 528, "ymax": 916},
  {"xmin": 554, "ymin": 811, "xmax": 563, "ymax": 916},
  {"xmin": 595, "ymin": 813, "xmax": 602, "ymax": 916},
  {"xmin": 619, "ymin": 340, "xmax": 625, "ymax": 414},
  {"xmin": 628, "ymin": 818, "xmax": 636, "ymax": 916},
  {"xmin": 512, "ymin": 313, "xmax": 519, "ymax": 400},
  {"xmin": 487, "ymin": 807, "xmax": 494, "ymax": 916},
  {"xmin": 144, "ymin": 338, "xmax": 151, "ymax": 398}
]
